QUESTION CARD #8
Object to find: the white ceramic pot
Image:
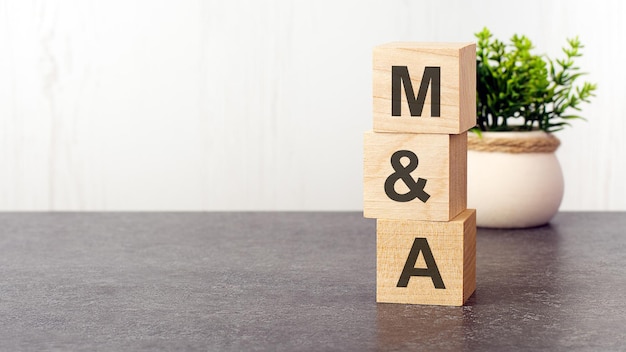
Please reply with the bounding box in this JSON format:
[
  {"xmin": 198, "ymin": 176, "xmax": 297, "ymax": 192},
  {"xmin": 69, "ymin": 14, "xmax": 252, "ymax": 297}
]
[{"xmin": 467, "ymin": 131, "xmax": 564, "ymax": 228}]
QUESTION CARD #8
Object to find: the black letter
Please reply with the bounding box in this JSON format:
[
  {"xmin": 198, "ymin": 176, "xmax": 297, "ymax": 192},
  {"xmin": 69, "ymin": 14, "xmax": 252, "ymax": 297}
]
[
  {"xmin": 391, "ymin": 66, "xmax": 440, "ymax": 117},
  {"xmin": 397, "ymin": 238, "xmax": 445, "ymax": 289}
]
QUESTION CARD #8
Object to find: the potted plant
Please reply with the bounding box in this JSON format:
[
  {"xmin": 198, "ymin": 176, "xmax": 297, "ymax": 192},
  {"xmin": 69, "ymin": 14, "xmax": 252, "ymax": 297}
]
[{"xmin": 468, "ymin": 28, "xmax": 597, "ymax": 228}]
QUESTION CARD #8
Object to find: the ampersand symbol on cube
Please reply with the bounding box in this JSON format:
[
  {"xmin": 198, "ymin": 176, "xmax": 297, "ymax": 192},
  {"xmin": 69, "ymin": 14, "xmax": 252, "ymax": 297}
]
[{"xmin": 384, "ymin": 150, "xmax": 430, "ymax": 203}]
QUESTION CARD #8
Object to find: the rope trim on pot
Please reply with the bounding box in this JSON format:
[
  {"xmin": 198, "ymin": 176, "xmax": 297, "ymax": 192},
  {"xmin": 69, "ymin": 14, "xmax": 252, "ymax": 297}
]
[{"xmin": 468, "ymin": 133, "xmax": 560, "ymax": 153}]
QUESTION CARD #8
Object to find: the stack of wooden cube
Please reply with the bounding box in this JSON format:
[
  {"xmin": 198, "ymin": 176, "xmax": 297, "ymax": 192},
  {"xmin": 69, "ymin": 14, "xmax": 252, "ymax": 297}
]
[{"xmin": 364, "ymin": 42, "xmax": 477, "ymax": 306}]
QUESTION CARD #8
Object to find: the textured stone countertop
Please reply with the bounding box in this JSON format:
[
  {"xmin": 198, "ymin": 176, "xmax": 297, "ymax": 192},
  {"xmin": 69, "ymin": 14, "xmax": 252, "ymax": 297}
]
[{"xmin": 1, "ymin": 212, "xmax": 625, "ymax": 351}]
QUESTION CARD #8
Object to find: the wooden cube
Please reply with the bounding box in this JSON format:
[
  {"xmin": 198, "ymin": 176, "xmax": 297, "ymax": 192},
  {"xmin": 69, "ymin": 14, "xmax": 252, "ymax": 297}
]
[
  {"xmin": 373, "ymin": 42, "xmax": 476, "ymax": 134},
  {"xmin": 363, "ymin": 131, "xmax": 466, "ymax": 222},
  {"xmin": 377, "ymin": 209, "xmax": 476, "ymax": 306}
]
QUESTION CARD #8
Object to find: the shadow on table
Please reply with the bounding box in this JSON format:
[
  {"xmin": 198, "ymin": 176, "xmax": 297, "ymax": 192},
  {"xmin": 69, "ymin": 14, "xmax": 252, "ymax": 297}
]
[
  {"xmin": 475, "ymin": 223, "xmax": 564, "ymax": 306},
  {"xmin": 375, "ymin": 223, "xmax": 566, "ymax": 350},
  {"xmin": 376, "ymin": 303, "xmax": 468, "ymax": 351}
]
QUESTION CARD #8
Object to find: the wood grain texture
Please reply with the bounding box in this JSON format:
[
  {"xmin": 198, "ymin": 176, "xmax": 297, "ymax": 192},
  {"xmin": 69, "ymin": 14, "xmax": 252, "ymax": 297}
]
[
  {"xmin": 373, "ymin": 42, "xmax": 475, "ymax": 134},
  {"xmin": 363, "ymin": 131, "xmax": 467, "ymax": 221},
  {"xmin": 377, "ymin": 209, "xmax": 476, "ymax": 306}
]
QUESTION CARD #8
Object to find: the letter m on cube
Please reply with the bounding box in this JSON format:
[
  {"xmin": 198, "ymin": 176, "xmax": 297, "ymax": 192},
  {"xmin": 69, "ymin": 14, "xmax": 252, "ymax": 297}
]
[{"xmin": 372, "ymin": 42, "xmax": 476, "ymax": 135}]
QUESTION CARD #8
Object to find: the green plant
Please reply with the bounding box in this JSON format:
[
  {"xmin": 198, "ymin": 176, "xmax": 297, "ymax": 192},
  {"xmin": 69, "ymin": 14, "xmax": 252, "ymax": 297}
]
[{"xmin": 475, "ymin": 27, "xmax": 597, "ymax": 133}]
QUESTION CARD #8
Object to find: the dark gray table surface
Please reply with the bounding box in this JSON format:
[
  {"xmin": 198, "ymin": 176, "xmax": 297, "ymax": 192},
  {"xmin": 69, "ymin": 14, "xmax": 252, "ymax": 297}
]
[{"xmin": 1, "ymin": 212, "xmax": 625, "ymax": 351}]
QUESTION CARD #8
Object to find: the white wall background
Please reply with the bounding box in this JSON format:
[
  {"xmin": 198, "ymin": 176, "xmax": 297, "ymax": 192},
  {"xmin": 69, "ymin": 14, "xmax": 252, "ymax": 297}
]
[{"xmin": 0, "ymin": 0, "xmax": 624, "ymax": 211}]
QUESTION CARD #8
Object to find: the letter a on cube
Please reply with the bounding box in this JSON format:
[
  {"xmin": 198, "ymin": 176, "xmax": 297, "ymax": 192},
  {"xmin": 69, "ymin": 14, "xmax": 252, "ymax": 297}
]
[
  {"xmin": 373, "ymin": 42, "xmax": 476, "ymax": 134},
  {"xmin": 377, "ymin": 209, "xmax": 476, "ymax": 306}
]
